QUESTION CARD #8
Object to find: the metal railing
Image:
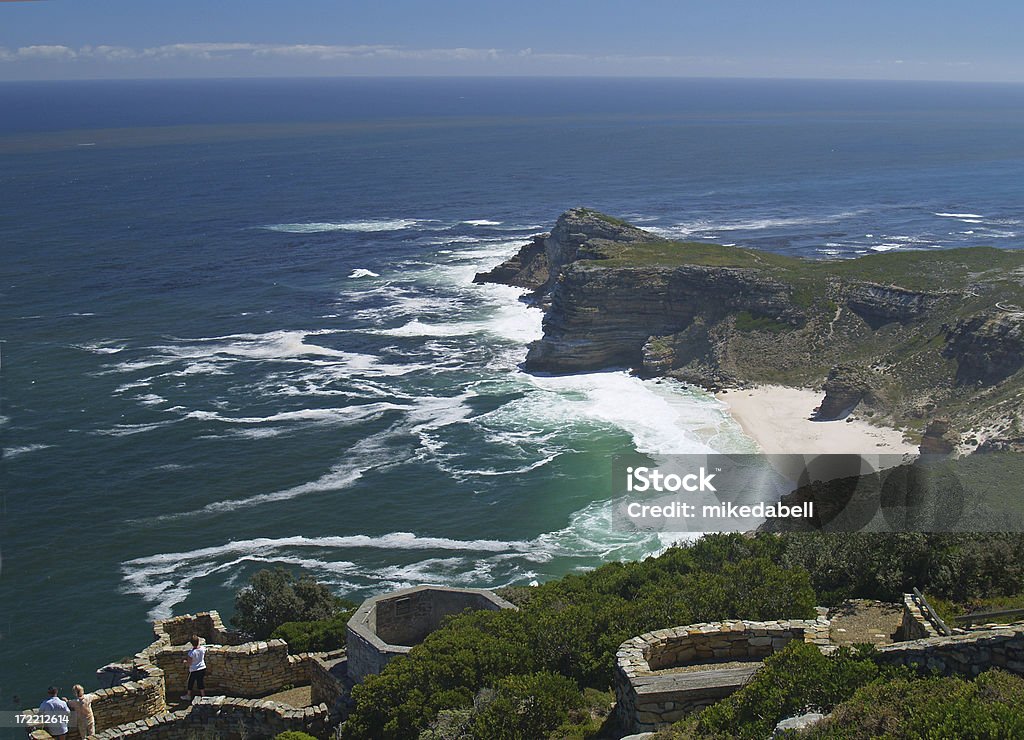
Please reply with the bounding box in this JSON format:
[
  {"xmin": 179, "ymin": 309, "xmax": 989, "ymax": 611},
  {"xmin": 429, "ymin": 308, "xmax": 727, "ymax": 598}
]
[
  {"xmin": 913, "ymin": 587, "xmax": 952, "ymax": 636},
  {"xmin": 953, "ymin": 608, "xmax": 1024, "ymax": 626}
]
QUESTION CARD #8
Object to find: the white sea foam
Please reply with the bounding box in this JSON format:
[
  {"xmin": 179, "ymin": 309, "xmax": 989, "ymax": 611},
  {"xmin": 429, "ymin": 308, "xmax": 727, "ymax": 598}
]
[
  {"xmin": 76, "ymin": 340, "xmax": 127, "ymax": 355},
  {"xmin": 348, "ymin": 268, "xmax": 380, "ymax": 278},
  {"xmin": 183, "ymin": 402, "xmax": 405, "ymax": 427},
  {"xmin": 263, "ymin": 219, "xmax": 431, "ymax": 233},
  {"xmin": 104, "ymin": 331, "xmax": 367, "ymax": 375},
  {"xmin": 121, "ymin": 512, "xmax": 667, "ymax": 620},
  {"xmin": 651, "ymin": 210, "xmax": 866, "ymax": 238},
  {"xmin": 93, "ymin": 420, "xmax": 181, "ymax": 437},
  {"xmin": 935, "ymin": 212, "xmax": 984, "ymax": 219},
  {"xmin": 518, "ymin": 371, "xmax": 744, "ymax": 456},
  {"xmin": 461, "ymin": 219, "xmax": 502, "ymax": 226},
  {"xmin": 4, "ymin": 443, "xmax": 53, "ymax": 458},
  {"xmin": 114, "ymin": 379, "xmax": 153, "ymax": 394}
]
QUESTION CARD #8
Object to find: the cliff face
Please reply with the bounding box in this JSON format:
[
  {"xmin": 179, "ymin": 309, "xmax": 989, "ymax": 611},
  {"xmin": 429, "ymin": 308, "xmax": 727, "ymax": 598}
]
[
  {"xmin": 476, "ymin": 208, "xmax": 1024, "ymax": 443},
  {"xmin": 944, "ymin": 311, "xmax": 1024, "ymax": 386},
  {"xmin": 525, "ymin": 262, "xmax": 795, "ymax": 374}
]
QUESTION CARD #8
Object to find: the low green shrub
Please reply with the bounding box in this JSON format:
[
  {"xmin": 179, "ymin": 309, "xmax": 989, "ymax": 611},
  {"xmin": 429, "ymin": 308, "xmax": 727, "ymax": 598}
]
[
  {"xmin": 469, "ymin": 671, "xmax": 583, "ymax": 739},
  {"xmin": 806, "ymin": 670, "xmax": 1024, "ymax": 738},
  {"xmin": 272, "ymin": 609, "xmax": 356, "ymax": 652}
]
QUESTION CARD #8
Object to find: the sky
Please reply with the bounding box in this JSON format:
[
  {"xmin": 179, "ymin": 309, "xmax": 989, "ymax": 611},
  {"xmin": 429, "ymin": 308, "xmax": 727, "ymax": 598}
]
[{"xmin": 1, "ymin": 0, "xmax": 1023, "ymax": 82}]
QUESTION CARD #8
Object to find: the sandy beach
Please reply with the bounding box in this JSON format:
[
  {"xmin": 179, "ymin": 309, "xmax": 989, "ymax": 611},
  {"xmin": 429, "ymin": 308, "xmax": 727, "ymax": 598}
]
[{"xmin": 717, "ymin": 385, "xmax": 918, "ymax": 455}]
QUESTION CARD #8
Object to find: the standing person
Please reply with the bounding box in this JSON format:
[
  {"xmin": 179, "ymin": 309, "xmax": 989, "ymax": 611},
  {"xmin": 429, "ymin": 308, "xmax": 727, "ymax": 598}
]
[
  {"xmin": 181, "ymin": 634, "xmax": 207, "ymax": 702},
  {"xmin": 66, "ymin": 684, "xmax": 95, "ymax": 738},
  {"xmin": 38, "ymin": 687, "xmax": 70, "ymax": 739}
]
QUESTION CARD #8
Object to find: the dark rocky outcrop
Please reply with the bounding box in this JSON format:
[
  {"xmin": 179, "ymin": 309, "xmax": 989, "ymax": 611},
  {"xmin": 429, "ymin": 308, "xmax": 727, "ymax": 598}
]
[
  {"xmin": 472, "ymin": 235, "xmax": 550, "ymax": 291},
  {"xmin": 816, "ymin": 365, "xmax": 877, "ymax": 420},
  {"xmin": 943, "ymin": 310, "xmax": 1024, "ymax": 386},
  {"xmin": 473, "ymin": 207, "xmax": 656, "ymax": 298},
  {"xmin": 847, "ymin": 283, "xmax": 943, "ymax": 328},
  {"xmin": 919, "ymin": 418, "xmax": 958, "ymax": 456}
]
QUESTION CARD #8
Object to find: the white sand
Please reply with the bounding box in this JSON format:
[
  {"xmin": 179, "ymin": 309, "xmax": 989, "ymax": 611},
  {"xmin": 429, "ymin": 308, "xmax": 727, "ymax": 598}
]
[{"xmin": 716, "ymin": 385, "xmax": 918, "ymax": 455}]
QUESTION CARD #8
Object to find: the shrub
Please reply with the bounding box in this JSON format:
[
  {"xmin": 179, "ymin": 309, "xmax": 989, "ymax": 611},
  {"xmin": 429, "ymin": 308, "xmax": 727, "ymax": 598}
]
[
  {"xmin": 658, "ymin": 642, "xmax": 910, "ymax": 739},
  {"xmin": 692, "ymin": 642, "xmax": 898, "ymax": 739},
  {"xmin": 272, "ymin": 608, "xmax": 356, "ymax": 652},
  {"xmin": 231, "ymin": 567, "xmax": 347, "ymax": 639},
  {"xmin": 274, "ymin": 732, "xmax": 319, "ymax": 740},
  {"xmin": 805, "ymin": 670, "xmax": 1024, "ymax": 738},
  {"xmin": 470, "ymin": 671, "xmax": 583, "ymax": 739},
  {"xmin": 778, "ymin": 532, "xmax": 1024, "ymax": 604}
]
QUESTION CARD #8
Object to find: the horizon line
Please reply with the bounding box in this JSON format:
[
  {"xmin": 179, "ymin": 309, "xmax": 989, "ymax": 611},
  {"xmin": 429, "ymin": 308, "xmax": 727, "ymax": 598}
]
[{"xmin": 2, "ymin": 73, "xmax": 1023, "ymax": 85}]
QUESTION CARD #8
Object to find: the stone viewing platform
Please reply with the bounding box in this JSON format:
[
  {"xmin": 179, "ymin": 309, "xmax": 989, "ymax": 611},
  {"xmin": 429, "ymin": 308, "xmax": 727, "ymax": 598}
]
[
  {"xmin": 27, "ymin": 611, "xmax": 344, "ymax": 740},
  {"xmin": 26, "ymin": 586, "xmax": 515, "ymax": 739}
]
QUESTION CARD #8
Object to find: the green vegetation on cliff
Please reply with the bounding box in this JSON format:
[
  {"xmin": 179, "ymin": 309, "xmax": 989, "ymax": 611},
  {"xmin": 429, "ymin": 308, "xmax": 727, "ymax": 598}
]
[
  {"xmin": 585, "ymin": 237, "xmax": 1024, "ymax": 296},
  {"xmin": 337, "ymin": 533, "xmax": 1024, "ymax": 739}
]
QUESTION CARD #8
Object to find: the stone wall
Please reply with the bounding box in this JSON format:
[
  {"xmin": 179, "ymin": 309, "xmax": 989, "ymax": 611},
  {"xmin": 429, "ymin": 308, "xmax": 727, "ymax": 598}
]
[
  {"xmin": 150, "ymin": 639, "xmax": 312, "ymax": 698},
  {"xmin": 26, "ymin": 663, "xmax": 168, "ymax": 739},
  {"xmin": 373, "ymin": 587, "xmax": 510, "ymax": 646},
  {"xmin": 153, "ymin": 612, "xmax": 248, "ymax": 648},
  {"xmin": 896, "ymin": 592, "xmax": 944, "ymax": 640},
  {"xmin": 309, "ymin": 652, "xmax": 350, "ymax": 721},
  {"xmin": 876, "ymin": 624, "xmax": 1024, "ymax": 677},
  {"xmin": 345, "ymin": 604, "xmax": 399, "ymax": 685},
  {"xmin": 614, "ymin": 618, "xmax": 831, "ymax": 734},
  {"xmin": 88, "ymin": 697, "xmax": 329, "ymax": 739}
]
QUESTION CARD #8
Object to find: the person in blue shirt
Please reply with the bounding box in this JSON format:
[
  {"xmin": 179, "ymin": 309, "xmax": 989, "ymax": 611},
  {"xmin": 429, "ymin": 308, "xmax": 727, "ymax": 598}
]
[{"xmin": 38, "ymin": 687, "xmax": 71, "ymax": 739}]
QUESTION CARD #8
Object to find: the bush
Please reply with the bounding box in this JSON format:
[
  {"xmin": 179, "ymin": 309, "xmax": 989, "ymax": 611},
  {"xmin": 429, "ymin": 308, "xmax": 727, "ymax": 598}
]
[
  {"xmin": 232, "ymin": 567, "xmax": 347, "ymax": 639},
  {"xmin": 272, "ymin": 608, "xmax": 356, "ymax": 652},
  {"xmin": 806, "ymin": 670, "xmax": 1024, "ymax": 738},
  {"xmin": 274, "ymin": 732, "xmax": 319, "ymax": 740},
  {"xmin": 779, "ymin": 533, "xmax": 1024, "ymax": 604},
  {"xmin": 470, "ymin": 671, "xmax": 583, "ymax": 739}
]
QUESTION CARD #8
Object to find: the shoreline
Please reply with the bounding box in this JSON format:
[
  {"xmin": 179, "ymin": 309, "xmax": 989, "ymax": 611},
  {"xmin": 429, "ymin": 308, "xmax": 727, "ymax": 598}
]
[{"xmin": 716, "ymin": 384, "xmax": 918, "ymax": 456}]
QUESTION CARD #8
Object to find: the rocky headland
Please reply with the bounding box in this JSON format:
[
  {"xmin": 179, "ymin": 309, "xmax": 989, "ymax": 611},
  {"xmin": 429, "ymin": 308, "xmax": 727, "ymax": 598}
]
[{"xmin": 475, "ymin": 207, "xmax": 1024, "ymax": 450}]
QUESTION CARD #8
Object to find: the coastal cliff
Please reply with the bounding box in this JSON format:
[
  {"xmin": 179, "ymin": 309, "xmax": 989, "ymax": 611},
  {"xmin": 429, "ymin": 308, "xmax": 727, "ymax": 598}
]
[{"xmin": 477, "ymin": 208, "xmax": 1024, "ymax": 446}]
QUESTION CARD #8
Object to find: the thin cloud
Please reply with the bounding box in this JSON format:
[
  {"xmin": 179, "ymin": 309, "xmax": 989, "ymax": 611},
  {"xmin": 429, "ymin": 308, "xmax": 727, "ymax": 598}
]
[{"xmin": 0, "ymin": 42, "xmax": 504, "ymax": 64}]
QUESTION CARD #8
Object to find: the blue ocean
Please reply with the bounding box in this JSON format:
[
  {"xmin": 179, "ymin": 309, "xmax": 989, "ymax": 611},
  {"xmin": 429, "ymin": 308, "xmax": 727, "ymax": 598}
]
[{"xmin": 2, "ymin": 77, "xmax": 1023, "ymax": 701}]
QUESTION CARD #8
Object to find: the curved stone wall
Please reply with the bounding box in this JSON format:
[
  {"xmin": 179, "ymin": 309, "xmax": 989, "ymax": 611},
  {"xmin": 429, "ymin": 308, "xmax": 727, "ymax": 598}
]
[
  {"xmin": 614, "ymin": 617, "xmax": 831, "ymax": 733},
  {"xmin": 346, "ymin": 585, "xmax": 517, "ymax": 684}
]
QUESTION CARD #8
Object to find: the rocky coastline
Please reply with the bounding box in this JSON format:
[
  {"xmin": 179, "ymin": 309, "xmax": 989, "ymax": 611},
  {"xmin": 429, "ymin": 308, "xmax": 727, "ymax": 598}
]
[{"xmin": 476, "ymin": 207, "xmax": 1024, "ymax": 452}]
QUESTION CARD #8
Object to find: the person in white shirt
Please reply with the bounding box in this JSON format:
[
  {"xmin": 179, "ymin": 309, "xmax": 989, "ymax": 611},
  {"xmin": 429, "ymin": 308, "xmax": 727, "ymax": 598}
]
[
  {"xmin": 38, "ymin": 687, "xmax": 70, "ymax": 739},
  {"xmin": 181, "ymin": 634, "xmax": 208, "ymax": 702}
]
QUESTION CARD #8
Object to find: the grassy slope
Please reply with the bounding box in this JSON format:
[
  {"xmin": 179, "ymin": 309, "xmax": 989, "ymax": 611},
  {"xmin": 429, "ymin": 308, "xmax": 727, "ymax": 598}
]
[{"xmin": 585, "ymin": 238, "xmax": 1024, "ymax": 297}]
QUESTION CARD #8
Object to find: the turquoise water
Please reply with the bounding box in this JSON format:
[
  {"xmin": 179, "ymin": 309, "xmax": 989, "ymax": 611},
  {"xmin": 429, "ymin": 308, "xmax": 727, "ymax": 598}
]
[{"xmin": 2, "ymin": 77, "xmax": 1023, "ymax": 702}]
